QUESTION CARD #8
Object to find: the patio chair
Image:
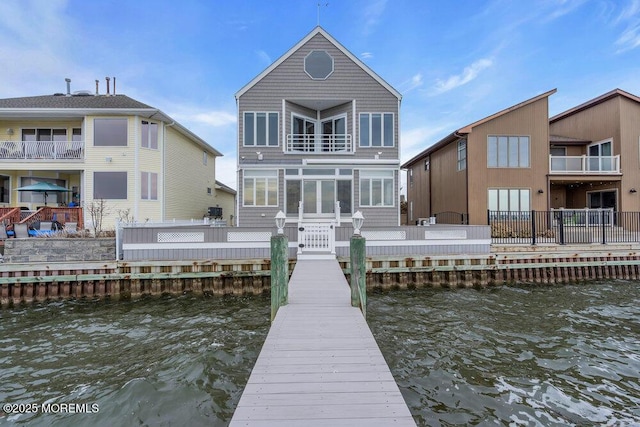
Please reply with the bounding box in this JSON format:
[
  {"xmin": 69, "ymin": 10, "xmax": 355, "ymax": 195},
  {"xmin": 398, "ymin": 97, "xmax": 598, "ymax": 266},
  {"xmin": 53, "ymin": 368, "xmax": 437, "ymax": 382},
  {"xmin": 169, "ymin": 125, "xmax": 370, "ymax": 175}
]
[
  {"xmin": 40, "ymin": 221, "xmax": 53, "ymax": 231},
  {"xmin": 65, "ymin": 222, "xmax": 78, "ymax": 233},
  {"xmin": 13, "ymin": 223, "xmax": 30, "ymax": 238}
]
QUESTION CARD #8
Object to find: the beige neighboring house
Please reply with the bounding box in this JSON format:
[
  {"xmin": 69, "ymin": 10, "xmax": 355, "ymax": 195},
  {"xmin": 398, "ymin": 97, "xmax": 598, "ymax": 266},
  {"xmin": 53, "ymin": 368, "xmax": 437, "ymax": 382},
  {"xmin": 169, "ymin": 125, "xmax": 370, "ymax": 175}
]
[
  {"xmin": 0, "ymin": 81, "xmax": 222, "ymax": 229},
  {"xmin": 403, "ymin": 90, "xmax": 555, "ymax": 225},
  {"xmin": 213, "ymin": 180, "xmax": 237, "ymax": 226},
  {"xmin": 403, "ymin": 88, "xmax": 640, "ymax": 225}
]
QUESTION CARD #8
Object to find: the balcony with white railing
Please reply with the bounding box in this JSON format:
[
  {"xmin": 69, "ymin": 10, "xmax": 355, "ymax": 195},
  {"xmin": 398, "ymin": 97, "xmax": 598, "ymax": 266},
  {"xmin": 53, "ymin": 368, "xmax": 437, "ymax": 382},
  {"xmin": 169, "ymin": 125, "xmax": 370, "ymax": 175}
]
[
  {"xmin": 286, "ymin": 134, "xmax": 353, "ymax": 154},
  {"xmin": 0, "ymin": 140, "xmax": 85, "ymax": 161},
  {"xmin": 549, "ymin": 155, "xmax": 620, "ymax": 174}
]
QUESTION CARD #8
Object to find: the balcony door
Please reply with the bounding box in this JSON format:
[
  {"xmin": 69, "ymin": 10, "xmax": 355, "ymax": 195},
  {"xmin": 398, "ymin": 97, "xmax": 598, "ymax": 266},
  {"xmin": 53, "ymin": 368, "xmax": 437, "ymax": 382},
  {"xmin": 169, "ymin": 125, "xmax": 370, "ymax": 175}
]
[
  {"xmin": 321, "ymin": 116, "xmax": 346, "ymax": 152},
  {"xmin": 588, "ymin": 140, "xmax": 612, "ymax": 171},
  {"xmin": 292, "ymin": 116, "xmax": 315, "ymax": 152}
]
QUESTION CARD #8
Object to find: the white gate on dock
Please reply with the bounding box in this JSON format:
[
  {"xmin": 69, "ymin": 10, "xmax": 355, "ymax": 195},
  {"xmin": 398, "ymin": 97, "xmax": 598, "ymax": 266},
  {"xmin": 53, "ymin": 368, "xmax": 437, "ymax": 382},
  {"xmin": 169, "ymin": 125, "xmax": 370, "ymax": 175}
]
[{"xmin": 297, "ymin": 222, "xmax": 336, "ymax": 255}]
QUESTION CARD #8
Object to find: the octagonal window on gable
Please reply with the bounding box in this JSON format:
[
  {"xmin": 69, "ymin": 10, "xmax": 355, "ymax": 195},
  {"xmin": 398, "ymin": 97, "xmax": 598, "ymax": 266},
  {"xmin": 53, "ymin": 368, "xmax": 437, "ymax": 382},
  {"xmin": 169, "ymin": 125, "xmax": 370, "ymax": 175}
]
[{"xmin": 304, "ymin": 50, "xmax": 334, "ymax": 80}]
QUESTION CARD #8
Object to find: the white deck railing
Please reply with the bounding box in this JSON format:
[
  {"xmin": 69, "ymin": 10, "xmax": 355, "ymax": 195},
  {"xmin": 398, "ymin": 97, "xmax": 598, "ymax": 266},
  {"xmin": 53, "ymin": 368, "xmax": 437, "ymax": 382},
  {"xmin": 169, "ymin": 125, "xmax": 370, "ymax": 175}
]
[
  {"xmin": 551, "ymin": 208, "xmax": 615, "ymax": 227},
  {"xmin": 549, "ymin": 155, "xmax": 620, "ymax": 174},
  {"xmin": 286, "ymin": 134, "xmax": 352, "ymax": 153},
  {"xmin": 0, "ymin": 140, "xmax": 84, "ymax": 160}
]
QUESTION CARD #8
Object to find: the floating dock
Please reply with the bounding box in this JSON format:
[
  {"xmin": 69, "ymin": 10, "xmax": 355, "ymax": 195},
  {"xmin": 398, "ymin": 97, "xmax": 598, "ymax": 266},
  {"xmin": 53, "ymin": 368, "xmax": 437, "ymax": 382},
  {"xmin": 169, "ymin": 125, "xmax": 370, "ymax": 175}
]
[{"xmin": 229, "ymin": 259, "xmax": 416, "ymax": 426}]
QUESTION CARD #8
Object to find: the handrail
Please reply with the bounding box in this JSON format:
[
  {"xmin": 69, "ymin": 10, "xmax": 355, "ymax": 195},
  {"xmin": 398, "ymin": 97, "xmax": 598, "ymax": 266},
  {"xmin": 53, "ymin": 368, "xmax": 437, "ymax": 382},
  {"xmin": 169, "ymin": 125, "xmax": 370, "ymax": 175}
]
[
  {"xmin": 286, "ymin": 134, "xmax": 352, "ymax": 153},
  {"xmin": 0, "ymin": 140, "xmax": 85, "ymax": 160},
  {"xmin": 0, "ymin": 207, "xmax": 21, "ymax": 225},
  {"xmin": 19, "ymin": 207, "xmax": 84, "ymax": 229},
  {"xmin": 549, "ymin": 155, "xmax": 620, "ymax": 174}
]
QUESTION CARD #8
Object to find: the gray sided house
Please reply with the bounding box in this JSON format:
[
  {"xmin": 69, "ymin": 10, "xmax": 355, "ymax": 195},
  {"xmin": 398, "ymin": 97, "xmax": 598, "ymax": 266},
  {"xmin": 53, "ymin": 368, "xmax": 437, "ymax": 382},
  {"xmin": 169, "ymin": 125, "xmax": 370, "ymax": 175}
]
[{"xmin": 235, "ymin": 26, "xmax": 402, "ymax": 228}]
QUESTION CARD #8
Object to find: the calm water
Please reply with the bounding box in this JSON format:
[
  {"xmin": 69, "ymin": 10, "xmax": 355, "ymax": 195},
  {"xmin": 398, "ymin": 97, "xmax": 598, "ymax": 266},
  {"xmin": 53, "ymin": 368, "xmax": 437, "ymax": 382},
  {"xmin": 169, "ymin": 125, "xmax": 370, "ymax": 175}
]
[{"xmin": 1, "ymin": 282, "xmax": 639, "ymax": 426}]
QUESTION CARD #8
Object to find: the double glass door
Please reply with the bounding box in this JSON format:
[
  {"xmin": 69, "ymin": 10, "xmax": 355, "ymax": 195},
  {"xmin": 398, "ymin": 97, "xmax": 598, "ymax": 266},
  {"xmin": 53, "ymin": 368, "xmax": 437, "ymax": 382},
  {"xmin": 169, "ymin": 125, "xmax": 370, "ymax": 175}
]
[{"xmin": 303, "ymin": 180, "xmax": 335, "ymax": 215}]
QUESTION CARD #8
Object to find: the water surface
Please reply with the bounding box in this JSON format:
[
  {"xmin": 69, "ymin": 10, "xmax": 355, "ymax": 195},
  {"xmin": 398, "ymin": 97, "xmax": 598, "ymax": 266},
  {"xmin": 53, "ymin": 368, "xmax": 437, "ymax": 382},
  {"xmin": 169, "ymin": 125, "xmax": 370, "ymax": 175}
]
[
  {"xmin": 1, "ymin": 282, "xmax": 639, "ymax": 426},
  {"xmin": 369, "ymin": 281, "xmax": 640, "ymax": 426}
]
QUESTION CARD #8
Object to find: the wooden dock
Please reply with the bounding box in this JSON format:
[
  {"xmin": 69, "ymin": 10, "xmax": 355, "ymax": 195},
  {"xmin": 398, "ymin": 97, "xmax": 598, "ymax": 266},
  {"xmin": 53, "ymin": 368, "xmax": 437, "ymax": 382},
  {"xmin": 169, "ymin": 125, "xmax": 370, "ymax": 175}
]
[{"xmin": 230, "ymin": 259, "xmax": 416, "ymax": 426}]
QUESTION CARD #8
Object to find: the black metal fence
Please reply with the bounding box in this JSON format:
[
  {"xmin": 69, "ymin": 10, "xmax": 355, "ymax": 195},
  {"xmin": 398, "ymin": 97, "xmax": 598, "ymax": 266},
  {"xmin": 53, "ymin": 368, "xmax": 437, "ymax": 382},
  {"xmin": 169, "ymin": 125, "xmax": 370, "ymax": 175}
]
[{"xmin": 489, "ymin": 209, "xmax": 640, "ymax": 244}]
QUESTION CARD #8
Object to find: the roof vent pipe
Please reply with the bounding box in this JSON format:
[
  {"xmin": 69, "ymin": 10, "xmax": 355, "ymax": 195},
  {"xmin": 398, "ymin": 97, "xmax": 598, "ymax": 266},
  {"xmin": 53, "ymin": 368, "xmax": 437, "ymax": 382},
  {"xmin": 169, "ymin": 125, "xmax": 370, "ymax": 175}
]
[
  {"xmin": 105, "ymin": 77, "xmax": 110, "ymax": 95},
  {"xmin": 65, "ymin": 78, "xmax": 71, "ymax": 96},
  {"xmin": 113, "ymin": 77, "xmax": 116, "ymax": 95},
  {"xmin": 95, "ymin": 80, "xmax": 99, "ymax": 95}
]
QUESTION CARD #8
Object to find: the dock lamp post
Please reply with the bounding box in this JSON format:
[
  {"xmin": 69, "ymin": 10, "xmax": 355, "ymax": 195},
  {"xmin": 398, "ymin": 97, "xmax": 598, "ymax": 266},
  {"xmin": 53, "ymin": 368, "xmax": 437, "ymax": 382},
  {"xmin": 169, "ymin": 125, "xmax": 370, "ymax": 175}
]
[
  {"xmin": 275, "ymin": 210, "xmax": 286, "ymax": 235},
  {"xmin": 350, "ymin": 211, "xmax": 366, "ymax": 318},
  {"xmin": 271, "ymin": 211, "xmax": 288, "ymax": 321},
  {"xmin": 351, "ymin": 211, "xmax": 364, "ymax": 235}
]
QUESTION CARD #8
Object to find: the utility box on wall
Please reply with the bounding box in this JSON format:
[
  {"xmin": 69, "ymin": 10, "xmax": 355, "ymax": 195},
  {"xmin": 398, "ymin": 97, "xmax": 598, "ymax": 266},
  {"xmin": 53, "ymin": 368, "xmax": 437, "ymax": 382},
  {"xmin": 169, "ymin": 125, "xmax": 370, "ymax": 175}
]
[{"xmin": 208, "ymin": 207, "xmax": 223, "ymax": 218}]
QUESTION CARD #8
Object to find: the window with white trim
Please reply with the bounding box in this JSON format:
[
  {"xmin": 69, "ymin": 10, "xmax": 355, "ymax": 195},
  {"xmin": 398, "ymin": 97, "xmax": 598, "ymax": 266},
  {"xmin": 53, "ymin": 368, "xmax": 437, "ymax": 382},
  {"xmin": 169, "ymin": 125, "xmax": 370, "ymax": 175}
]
[
  {"xmin": 359, "ymin": 170, "xmax": 394, "ymax": 207},
  {"xmin": 488, "ymin": 188, "xmax": 530, "ymax": 211},
  {"xmin": 141, "ymin": 171, "xmax": 158, "ymax": 200},
  {"xmin": 487, "ymin": 135, "xmax": 530, "ymax": 168},
  {"xmin": 243, "ymin": 169, "xmax": 278, "ymax": 206},
  {"xmin": 141, "ymin": 121, "xmax": 158, "ymax": 149},
  {"xmin": 359, "ymin": 113, "xmax": 394, "ymax": 147},
  {"xmin": 244, "ymin": 112, "xmax": 278, "ymax": 146},
  {"xmin": 457, "ymin": 139, "xmax": 467, "ymax": 171}
]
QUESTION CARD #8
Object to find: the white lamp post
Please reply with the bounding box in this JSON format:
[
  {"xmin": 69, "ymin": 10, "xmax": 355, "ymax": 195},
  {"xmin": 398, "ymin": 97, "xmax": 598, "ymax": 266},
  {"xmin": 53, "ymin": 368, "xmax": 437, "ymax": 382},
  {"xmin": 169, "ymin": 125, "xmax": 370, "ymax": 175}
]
[
  {"xmin": 351, "ymin": 211, "xmax": 364, "ymax": 235},
  {"xmin": 275, "ymin": 210, "xmax": 286, "ymax": 235}
]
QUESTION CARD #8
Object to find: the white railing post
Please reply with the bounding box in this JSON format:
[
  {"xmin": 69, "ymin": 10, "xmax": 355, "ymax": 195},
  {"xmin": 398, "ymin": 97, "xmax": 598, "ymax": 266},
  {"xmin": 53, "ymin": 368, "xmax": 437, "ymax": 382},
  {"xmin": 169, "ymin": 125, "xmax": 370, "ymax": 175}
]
[
  {"xmin": 330, "ymin": 220, "xmax": 336, "ymax": 254},
  {"xmin": 335, "ymin": 201, "xmax": 341, "ymax": 226}
]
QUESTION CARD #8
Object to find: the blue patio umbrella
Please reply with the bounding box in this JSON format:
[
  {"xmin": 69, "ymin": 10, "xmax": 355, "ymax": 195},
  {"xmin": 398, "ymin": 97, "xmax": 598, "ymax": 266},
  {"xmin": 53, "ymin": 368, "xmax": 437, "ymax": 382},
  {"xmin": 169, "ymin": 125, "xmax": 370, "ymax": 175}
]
[{"xmin": 15, "ymin": 182, "xmax": 71, "ymax": 206}]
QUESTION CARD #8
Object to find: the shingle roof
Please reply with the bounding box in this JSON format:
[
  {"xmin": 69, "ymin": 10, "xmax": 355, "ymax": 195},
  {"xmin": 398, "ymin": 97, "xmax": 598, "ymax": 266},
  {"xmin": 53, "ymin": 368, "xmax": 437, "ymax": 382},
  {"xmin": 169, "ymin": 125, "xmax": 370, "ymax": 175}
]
[
  {"xmin": 0, "ymin": 94, "xmax": 154, "ymax": 109},
  {"xmin": 0, "ymin": 93, "xmax": 223, "ymax": 156}
]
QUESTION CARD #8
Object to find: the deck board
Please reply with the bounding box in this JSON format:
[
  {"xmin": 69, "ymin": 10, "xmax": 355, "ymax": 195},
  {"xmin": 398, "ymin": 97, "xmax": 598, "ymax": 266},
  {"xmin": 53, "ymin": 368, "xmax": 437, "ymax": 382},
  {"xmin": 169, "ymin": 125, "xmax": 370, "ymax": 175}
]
[{"xmin": 229, "ymin": 259, "xmax": 416, "ymax": 426}]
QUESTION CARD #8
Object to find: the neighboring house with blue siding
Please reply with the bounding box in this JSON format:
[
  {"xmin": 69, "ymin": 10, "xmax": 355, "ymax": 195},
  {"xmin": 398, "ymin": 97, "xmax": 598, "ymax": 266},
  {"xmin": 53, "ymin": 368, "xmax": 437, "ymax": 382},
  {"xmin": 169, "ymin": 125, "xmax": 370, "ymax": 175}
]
[{"xmin": 235, "ymin": 26, "xmax": 402, "ymax": 227}]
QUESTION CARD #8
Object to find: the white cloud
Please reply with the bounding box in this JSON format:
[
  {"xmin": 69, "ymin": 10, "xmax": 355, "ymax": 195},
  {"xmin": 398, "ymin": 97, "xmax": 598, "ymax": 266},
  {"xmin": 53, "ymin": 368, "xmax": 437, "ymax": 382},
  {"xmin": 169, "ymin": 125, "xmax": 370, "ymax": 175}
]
[
  {"xmin": 616, "ymin": 24, "xmax": 640, "ymax": 52},
  {"xmin": 398, "ymin": 73, "xmax": 423, "ymax": 94},
  {"xmin": 613, "ymin": 0, "xmax": 640, "ymax": 52},
  {"xmin": 256, "ymin": 50, "xmax": 272, "ymax": 66},
  {"xmin": 192, "ymin": 111, "xmax": 237, "ymax": 127},
  {"xmin": 215, "ymin": 155, "xmax": 238, "ymax": 191},
  {"xmin": 400, "ymin": 124, "xmax": 453, "ymax": 163},
  {"xmin": 362, "ymin": 0, "xmax": 388, "ymax": 34},
  {"xmin": 542, "ymin": 0, "xmax": 589, "ymax": 22},
  {"xmin": 431, "ymin": 58, "xmax": 493, "ymax": 95},
  {"xmin": 360, "ymin": 52, "xmax": 373, "ymax": 60}
]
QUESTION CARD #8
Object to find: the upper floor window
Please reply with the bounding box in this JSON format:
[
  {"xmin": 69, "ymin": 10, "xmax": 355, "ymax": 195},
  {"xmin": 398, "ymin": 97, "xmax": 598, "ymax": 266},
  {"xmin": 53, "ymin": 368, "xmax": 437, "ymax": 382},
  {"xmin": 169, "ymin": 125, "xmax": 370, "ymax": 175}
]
[
  {"xmin": 304, "ymin": 50, "xmax": 334, "ymax": 80},
  {"xmin": 425, "ymin": 160, "xmax": 430, "ymax": 171},
  {"xmin": 457, "ymin": 140, "xmax": 467, "ymax": 171},
  {"xmin": 94, "ymin": 118, "xmax": 127, "ymax": 146},
  {"xmin": 244, "ymin": 112, "xmax": 278, "ymax": 146},
  {"xmin": 203, "ymin": 151, "xmax": 208, "ymax": 165},
  {"xmin": 141, "ymin": 121, "xmax": 158, "ymax": 149},
  {"xmin": 359, "ymin": 113, "xmax": 394, "ymax": 147},
  {"xmin": 22, "ymin": 128, "xmax": 68, "ymax": 141},
  {"xmin": 488, "ymin": 135, "xmax": 530, "ymax": 168}
]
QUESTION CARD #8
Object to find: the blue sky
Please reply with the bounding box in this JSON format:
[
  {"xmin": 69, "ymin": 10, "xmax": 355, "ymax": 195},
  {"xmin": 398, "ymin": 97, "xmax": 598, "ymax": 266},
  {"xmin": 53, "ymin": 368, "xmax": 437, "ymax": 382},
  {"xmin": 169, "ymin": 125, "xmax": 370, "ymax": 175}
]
[{"xmin": 1, "ymin": 0, "xmax": 640, "ymax": 191}]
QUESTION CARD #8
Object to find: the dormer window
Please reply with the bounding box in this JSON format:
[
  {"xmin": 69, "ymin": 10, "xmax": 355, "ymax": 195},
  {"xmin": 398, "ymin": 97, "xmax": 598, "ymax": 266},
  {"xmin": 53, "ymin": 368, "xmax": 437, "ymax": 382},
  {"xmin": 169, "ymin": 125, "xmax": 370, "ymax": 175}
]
[{"xmin": 304, "ymin": 50, "xmax": 334, "ymax": 80}]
